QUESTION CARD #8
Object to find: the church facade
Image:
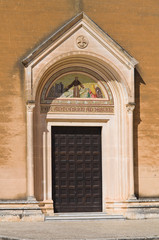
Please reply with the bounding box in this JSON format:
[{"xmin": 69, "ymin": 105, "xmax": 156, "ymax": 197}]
[{"xmin": 0, "ymin": 1, "xmax": 159, "ymax": 221}]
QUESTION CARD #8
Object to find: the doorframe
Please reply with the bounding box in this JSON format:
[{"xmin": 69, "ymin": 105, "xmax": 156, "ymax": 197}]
[
  {"xmin": 43, "ymin": 114, "xmax": 110, "ymax": 212},
  {"xmin": 23, "ymin": 12, "xmax": 138, "ymax": 206}
]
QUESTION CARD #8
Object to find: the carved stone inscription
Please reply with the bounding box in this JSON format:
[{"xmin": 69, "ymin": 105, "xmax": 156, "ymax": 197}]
[{"xmin": 41, "ymin": 105, "xmax": 114, "ymax": 114}]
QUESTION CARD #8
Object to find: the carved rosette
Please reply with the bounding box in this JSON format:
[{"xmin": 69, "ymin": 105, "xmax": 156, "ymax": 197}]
[{"xmin": 76, "ymin": 35, "xmax": 89, "ymax": 49}]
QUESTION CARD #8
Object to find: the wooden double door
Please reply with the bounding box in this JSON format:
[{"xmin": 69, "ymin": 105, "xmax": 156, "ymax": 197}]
[{"xmin": 52, "ymin": 126, "xmax": 102, "ymax": 212}]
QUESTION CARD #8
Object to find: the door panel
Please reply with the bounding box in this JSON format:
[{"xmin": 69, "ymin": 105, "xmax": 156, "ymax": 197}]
[{"xmin": 52, "ymin": 126, "xmax": 102, "ymax": 212}]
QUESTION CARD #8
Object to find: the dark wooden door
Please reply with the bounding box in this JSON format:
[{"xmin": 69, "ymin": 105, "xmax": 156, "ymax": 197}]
[{"xmin": 52, "ymin": 126, "xmax": 102, "ymax": 212}]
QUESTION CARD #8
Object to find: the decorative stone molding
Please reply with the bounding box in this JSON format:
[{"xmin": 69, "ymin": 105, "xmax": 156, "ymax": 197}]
[
  {"xmin": 26, "ymin": 101, "xmax": 36, "ymax": 200},
  {"xmin": 26, "ymin": 101, "xmax": 35, "ymax": 112},
  {"xmin": 40, "ymin": 105, "xmax": 114, "ymax": 114},
  {"xmin": 0, "ymin": 200, "xmax": 44, "ymax": 222},
  {"xmin": 126, "ymin": 103, "xmax": 135, "ymax": 113}
]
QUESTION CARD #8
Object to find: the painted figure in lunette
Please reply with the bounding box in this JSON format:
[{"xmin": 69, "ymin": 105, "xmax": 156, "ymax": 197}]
[{"xmin": 64, "ymin": 76, "xmax": 84, "ymax": 97}]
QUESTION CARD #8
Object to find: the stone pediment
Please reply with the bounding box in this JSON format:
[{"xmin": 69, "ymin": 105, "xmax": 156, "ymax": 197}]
[
  {"xmin": 22, "ymin": 12, "xmax": 138, "ymax": 103},
  {"xmin": 22, "ymin": 12, "xmax": 137, "ymax": 68}
]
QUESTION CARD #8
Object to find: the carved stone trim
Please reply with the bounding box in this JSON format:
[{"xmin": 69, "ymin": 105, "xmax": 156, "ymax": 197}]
[
  {"xmin": 40, "ymin": 104, "xmax": 114, "ymax": 114},
  {"xmin": 126, "ymin": 103, "xmax": 135, "ymax": 113},
  {"xmin": 27, "ymin": 102, "xmax": 35, "ymax": 112}
]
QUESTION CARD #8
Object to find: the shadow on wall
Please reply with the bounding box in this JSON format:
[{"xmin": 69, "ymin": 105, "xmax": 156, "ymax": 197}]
[{"xmin": 134, "ymin": 68, "xmax": 146, "ymax": 198}]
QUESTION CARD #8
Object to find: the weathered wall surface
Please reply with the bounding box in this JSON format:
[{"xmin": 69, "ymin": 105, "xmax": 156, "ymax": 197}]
[{"xmin": 0, "ymin": 0, "xmax": 158, "ymax": 199}]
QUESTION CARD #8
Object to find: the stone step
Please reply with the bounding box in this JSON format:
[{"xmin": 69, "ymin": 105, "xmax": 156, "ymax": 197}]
[
  {"xmin": 45, "ymin": 212, "xmax": 125, "ymax": 221},
  {"xmin": 55, "ymin": 212, "xmax": 108, "ymax": 216}
]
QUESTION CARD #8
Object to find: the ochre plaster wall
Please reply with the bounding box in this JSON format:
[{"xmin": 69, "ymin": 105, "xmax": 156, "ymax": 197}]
[{"xmin": 0, "ymin": 0, "xmax": 159, "ymax": 199}]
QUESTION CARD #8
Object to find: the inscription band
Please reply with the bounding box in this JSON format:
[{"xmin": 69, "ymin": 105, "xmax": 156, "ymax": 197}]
[{"xmin": 40, "ymin": 105, "xmax": 114, "ymax": 114}]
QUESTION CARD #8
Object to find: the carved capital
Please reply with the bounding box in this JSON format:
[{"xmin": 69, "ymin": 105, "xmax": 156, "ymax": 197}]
[
  {"xmin": 26, "ymin": 101, "xmax": 35, "ymax": 112},
  {"xmin": 126, "ymin": 103, "xmax": 135, "ymax": 114}
]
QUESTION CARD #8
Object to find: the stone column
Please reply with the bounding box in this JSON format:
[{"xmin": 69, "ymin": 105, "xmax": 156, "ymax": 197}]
[
  {"xmin": 126, "ymin": 103, "xmax": 136, "ymax": 200},
  {"xmin": 26, "ymin": 101, "xmax": 36, "ymax": 200}
]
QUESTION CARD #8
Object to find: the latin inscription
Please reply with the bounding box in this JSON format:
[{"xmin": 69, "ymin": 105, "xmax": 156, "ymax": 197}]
[{"xmin": 40, "ymin": 105, "xmax": 114, "ymax": 114}]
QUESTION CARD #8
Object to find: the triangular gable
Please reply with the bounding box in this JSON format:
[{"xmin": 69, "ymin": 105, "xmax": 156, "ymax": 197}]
[{"xmin": 22, "ymin": 12, "xmax": 138, "ymax": 68}]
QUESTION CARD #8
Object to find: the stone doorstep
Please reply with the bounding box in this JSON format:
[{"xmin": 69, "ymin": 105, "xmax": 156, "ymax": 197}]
[
  {"xmin": 1, "ymin": 237, "xmax": 159, "ymax": 240},
  {"xmin": 45, "ymin": 212, "xmax": 125, "ymax": 221},
  {"xmin": 1, "ymin": 200, "xmax": 159, "ymax": 221}
]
